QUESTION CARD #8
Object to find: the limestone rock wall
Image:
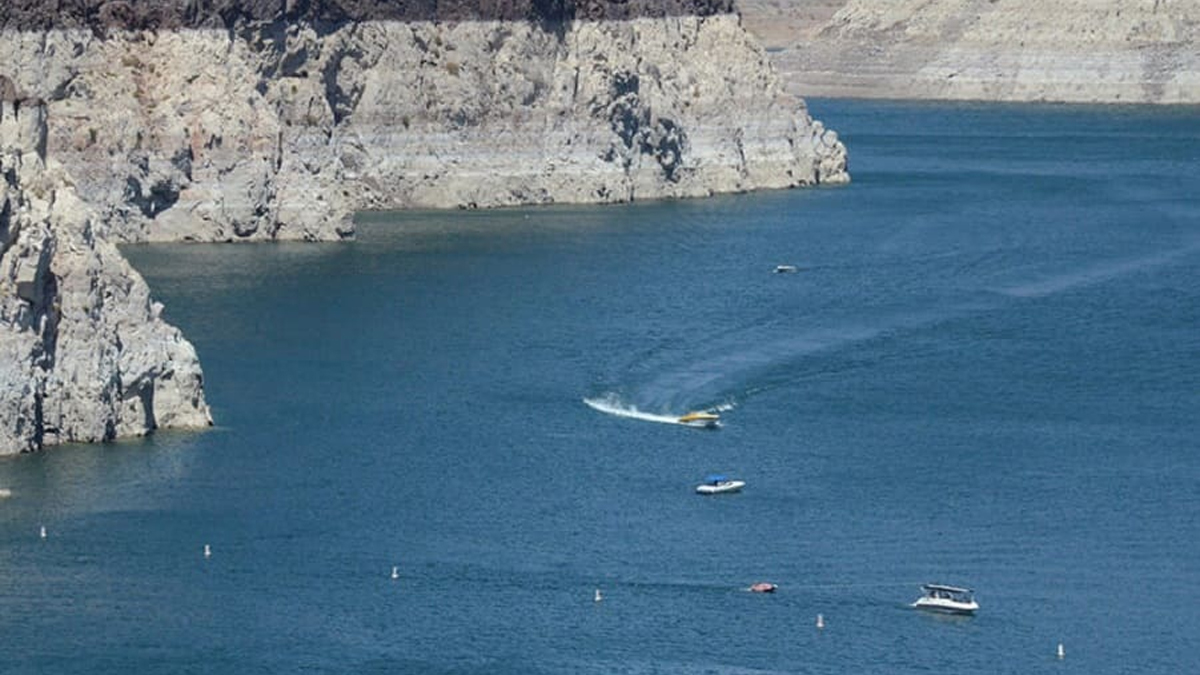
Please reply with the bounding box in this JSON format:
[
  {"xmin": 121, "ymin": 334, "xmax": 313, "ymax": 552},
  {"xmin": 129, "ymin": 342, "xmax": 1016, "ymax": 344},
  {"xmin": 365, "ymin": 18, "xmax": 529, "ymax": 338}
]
[
  {"xmin": 2, "ymin": 11, "xmax": 847, "ymax": 244},
  {"xmin": 340, "ymin": 16, "xmax": 847, "ymax": 211},
  {"xmin": 1, "ymin": 92, "xmax": 211, "ymax": 454},
  {"xmin": 743, "ymin": 0, "xmax": 1200, "ymax": 104}
]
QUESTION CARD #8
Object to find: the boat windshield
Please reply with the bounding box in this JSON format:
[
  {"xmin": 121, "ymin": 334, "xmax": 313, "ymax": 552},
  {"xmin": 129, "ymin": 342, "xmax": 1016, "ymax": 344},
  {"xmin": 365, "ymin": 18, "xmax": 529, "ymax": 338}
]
[{"xmin": 924, "ymin": 586, "xmax": 973, "ymax": 602}]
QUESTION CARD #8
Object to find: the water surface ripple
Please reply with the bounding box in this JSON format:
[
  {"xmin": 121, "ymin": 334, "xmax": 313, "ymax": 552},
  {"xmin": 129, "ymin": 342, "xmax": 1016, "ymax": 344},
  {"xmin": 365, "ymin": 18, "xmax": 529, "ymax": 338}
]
[{"xmin": 3, "ymin": 100, "xmax": 1198, "ymax": 674}]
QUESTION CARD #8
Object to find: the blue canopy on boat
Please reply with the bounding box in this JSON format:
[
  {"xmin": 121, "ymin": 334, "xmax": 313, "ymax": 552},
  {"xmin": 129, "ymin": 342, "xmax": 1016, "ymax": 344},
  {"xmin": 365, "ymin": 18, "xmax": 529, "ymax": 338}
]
[{"xmin": 704, "ymin": 474, "xmax": 728, "ymax": 483}]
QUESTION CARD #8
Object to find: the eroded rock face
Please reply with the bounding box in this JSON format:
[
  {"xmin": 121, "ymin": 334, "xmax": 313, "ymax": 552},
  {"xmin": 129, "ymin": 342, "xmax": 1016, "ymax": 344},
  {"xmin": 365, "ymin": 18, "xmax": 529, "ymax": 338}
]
[
  {"xmin": 2, "ymin": 8, "xmax": 847, "ymax": 243},
  {"xmin": 0, "ymin": 90, "xmax": 211, "ymax": 454},
  {"xmin": 340, "ymin": 16, "xmax": 847, "ymax": 210}
]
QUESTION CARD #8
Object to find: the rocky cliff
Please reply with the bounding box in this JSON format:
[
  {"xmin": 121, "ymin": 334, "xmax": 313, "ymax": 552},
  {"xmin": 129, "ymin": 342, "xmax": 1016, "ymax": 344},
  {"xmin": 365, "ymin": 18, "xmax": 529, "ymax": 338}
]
[
  {"xmin": 1, "ymin": 85, "xmax": 212, "ymax": 454},
  {"xmin": 741, "ymin": 0, "xmax": 1200, "ymax": 104},
  {"xmin": 2, "ymin": 0, "xmax": 848, "ymax": 244}
]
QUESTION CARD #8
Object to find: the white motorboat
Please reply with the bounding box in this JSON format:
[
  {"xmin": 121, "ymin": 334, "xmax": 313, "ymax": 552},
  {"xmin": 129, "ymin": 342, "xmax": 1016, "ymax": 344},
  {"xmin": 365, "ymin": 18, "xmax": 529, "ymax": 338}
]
[
  {"xmin": 774, "ymin": 264, "xmax": 798, "ymax": 273},
  {"xmin": 678, "ymin": 411, "xmax": 720, "ymax": 429},
  {"xmin": 912, "ymin": 584, "xmax": 978, "ymax": 615},
  {"xmin": 695, "ymin": 474, "xmax": 745, "ymax": 495}
]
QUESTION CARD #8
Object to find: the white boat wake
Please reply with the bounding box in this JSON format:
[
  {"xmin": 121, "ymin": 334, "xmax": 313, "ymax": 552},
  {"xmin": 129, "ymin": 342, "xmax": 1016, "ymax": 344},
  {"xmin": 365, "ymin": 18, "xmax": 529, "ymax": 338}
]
[
  {"xmin": 615, "ymin": 244, "xmax": 1200, "ymax": 411},
  {"xmin": 583, "ymin": 394, "xmax": 728, "ymax": 428}
]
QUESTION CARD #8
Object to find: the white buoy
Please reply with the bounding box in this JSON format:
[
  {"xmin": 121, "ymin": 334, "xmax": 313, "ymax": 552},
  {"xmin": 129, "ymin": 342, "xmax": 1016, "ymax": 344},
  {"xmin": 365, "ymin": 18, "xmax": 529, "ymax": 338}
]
[
  {"xmin": 391, "ymin": 566, "xmax": 399, "ymax": 580},
  {"xmin": 203, "ymin": 543, "xmax": 212, "ymax": 558},
  {"xmin": 816, "ymin": 613, "xmax": 825, "ymax": 629},
  {"xmin": 39, "ymin": 525, "xmax": 47, "ymax": 539},
  {"xmin": 594, "ymin": 588, "xmax": 603, "ymax": 603},
  {"xmin": 1057, "ymin": 643, "xmax": 1065, "ymax": 659}
]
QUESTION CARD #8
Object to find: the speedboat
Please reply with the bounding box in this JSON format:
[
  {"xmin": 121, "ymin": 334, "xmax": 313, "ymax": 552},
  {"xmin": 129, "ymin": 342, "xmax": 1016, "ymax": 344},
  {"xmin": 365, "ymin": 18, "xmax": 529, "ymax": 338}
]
[
  {"xmin": 678, "ymin": 411, "xmax": 720, "ymax": 429},
  {"xmin": 774, "ymin": 264, "xmax": 798, "ymax": 273},
  {"xmin": 749, "ymin": 582, "xmax": 777, "ymax": 593},
  {"xmin": 695, "ymin": 474, "xmax": 745, "ymax": 495},
  {"xmin": 912, "ymin": 584, "xmax": 978, "ymax": 615}
]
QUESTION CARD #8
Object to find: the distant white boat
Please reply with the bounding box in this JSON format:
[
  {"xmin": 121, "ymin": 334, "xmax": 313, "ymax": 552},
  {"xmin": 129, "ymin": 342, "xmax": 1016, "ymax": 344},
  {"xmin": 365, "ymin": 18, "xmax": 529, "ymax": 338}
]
[
  {"xmin": 912, "ymin": 584, "xmax": 978, "ymax": 615},
  {"xmin": 774, "ymin": 264, "xmax": 798, "ymax": 273},
  {"xmin": 678, "ymin": 411, "xmax": 720, "ymax": 429},
  {"xmin": 695, "ymin": 474, "xmax": 745, "ymax": 495}
]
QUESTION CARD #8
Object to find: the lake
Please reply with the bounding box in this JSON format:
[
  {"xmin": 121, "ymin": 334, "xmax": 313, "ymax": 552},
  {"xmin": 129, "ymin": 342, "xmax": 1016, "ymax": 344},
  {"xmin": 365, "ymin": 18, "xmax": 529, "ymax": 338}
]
[{"xmin": 2, "ymin": 99, "xmax": 1198, "ymax": 673}]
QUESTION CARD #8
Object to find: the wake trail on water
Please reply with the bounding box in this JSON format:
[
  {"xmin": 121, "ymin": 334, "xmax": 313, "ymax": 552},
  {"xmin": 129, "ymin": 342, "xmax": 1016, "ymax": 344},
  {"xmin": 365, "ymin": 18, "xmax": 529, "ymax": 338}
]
[
  {"xmin": 996, "ymin": 241, "xmax": 1200, "ymax": 298},
  {"xmin": 588, "ymin": 243, "xmax": 1198, "ymax": 423},
  {"xmin": 582, "ymin": 393, "xmax": 732, "ymax": 427}
]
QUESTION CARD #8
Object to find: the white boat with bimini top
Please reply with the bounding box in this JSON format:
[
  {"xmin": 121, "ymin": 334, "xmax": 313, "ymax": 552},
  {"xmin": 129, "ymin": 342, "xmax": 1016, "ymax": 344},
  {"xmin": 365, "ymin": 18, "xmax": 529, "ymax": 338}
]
[
  {"xmin": 912, "ymin": 584, "xmax": 978, "ymax": 615},
  {"xmin": 695, "ymin": 474, "xmax": 745, "ymax": 495},
  {"xmin": 678, "ymin": 411, "xmax": 720, "ymax": 429}
]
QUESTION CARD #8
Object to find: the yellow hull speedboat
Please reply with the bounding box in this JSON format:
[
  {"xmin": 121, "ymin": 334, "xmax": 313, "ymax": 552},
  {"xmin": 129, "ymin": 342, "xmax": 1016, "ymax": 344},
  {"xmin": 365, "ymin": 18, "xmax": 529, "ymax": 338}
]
[{"xmin": 677, "ymin": 411, "xmax": 720, "ymax": 429}]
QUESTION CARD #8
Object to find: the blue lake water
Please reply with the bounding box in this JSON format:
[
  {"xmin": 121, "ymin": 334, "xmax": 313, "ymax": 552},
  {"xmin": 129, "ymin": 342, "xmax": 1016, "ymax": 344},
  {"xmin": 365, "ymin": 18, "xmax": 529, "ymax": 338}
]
[{"xmin": 2, "ymin": 99, "xmax": 1199, "ymax": 673}]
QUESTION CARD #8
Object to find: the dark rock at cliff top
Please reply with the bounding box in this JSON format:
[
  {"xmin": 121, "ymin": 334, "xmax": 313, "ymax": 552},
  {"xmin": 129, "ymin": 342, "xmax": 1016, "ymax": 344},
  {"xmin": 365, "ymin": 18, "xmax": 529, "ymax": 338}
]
[{"xmin": 1, "ymin": 0, "xmax": 737, "ymax": 31}]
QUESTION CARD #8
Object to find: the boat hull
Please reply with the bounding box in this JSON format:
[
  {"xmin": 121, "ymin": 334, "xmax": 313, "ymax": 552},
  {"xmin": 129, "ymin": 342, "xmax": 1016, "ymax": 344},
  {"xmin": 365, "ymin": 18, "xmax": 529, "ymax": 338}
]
[
  {"xmin": 912, "ymin": 599, "xmax": 978, "ymax": 615},
  {"xmin": 677, "ymin": 411, "xmax": 720, "ymax": 428},
  {"xmin": 696, "ymin": 480, "xmax": 745, "ymax": 495}
]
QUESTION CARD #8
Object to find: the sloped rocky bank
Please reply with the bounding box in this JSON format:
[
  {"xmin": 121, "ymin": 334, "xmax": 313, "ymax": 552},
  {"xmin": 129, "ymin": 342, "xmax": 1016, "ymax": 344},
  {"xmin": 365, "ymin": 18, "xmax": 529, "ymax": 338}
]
[{"xmin": 741, "ymin": 0, "xmax": 1200, "ymax": 104}]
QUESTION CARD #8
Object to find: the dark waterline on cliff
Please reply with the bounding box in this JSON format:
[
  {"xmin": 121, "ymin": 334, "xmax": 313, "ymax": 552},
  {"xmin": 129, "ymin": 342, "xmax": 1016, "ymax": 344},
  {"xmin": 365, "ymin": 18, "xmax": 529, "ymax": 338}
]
[{"xmin": 3, "ymin": 99, "xmax": 1199, "ymax": 674}]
